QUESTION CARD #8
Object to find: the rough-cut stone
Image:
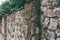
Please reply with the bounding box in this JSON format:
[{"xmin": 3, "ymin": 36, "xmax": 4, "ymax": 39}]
[
  {"xmin": 56, "ymin": 29, "xmax": 60, "ymax": 37},
  {"xmin": 44, "ymin": 9, "xmax": 60, "ymax": 17},
  {"xmin": 47, "ymin": 30, "xmax": 55, "ymax": 39},
  {"xmin": 57, "ymin": 38, "xmax": 60, "ymax": 40},
  {"xmin": 0, "ymin": 34, "xmax": 4, "ymax": 40},
  {"xmin": 48, "ymin": 18, "xmax": 58, "ymax": 30},
  {"xmin": 41, "ymin": 0, "xmax": 60, "ymax": 40},
  {"xmin": 42, "ymin": 18, "xmax": 50, "ymax": 28},
  {"xmin": 44, "ymin": 9, "xmax": 56, "ymax": 17},
  {"xmin": 42, "ymin": 0, "xmax": 60, "ymax": 17},
  {"xmin": 53, "ymin": 8, "xmax": 60, "ymax": 17},
  {"xmin": 50, "ymin": 0, "xmax": 59, "ymax": 7},
  {"xmin": 42, "ymin": 37, "xmax": 46, "ymax": 40},
  {"xmin": 49, "ymin": 38, "xmax": 55, "ymax": 40},
  {"xmin": 41, "ymin": 6, "xmax": 47, "ymax": 12},
  {"xmin": 41, "ymin": 0, "xmax": 47, "ymax": 7},
  {"xmin": 53, "ymin": 8, "xmax": 60, "ymax": 12}
]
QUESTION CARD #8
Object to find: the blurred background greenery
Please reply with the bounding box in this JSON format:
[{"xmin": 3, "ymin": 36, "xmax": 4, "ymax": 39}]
[{"xmin": 0, "ymin": 0, "xmax": 32, "ymax": 19}]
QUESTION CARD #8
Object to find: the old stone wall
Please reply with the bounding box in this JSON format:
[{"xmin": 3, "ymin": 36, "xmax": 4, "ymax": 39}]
[
  {"xmin": 2, "ymin": 2, "xmax": 36, "ymax": 40},
  {"xmin": 1, "ymin": 0, "xmax": 60, "ymax": 40},
  {"xmin": 41, "ymin": 0, "xmax": 60, "ymax": 40}
]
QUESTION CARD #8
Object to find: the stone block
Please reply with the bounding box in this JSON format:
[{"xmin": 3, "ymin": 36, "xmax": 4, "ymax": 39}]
[
  {"xmin": 49, "ymin": 38, "xmax": 55, "ymax": 40},
  {"xmin": 44, "ymin": 9, "xmax": 56, "ymax": 17},
  {"xmin": 57, "ymin": 38, "xmax": 60, "ymax": 40},
  {"xmin": 41, "ymin": 6, "xmax": 47, "ymax": 12},
  {"xmin": 47, "ymin": 30, "xmax": 55, "ymax": 38},
  {"xmin": 53, "ymin": 8, "xmax": 60, "ymax": 17},
  {"xmin": 44, "ymin": 8, "xmax": 60, "ymax": 17},
  {"xmin": 0, "ymin": 34, "xmax": 4, "ymax": 40},
  {"xmin": 41, "ymin": 0, "xmax": 47, "ymax": 7},
  {"xmin": 48, "ymin": 18, "xmax": 58, "ymax": 30},
  {"xmin": 42, "ymin": 18, "xmax": 50, "ymax": 28},
  {"xmin": 56, "ymin": 29, "xmax": 60, "ymax": 37}
]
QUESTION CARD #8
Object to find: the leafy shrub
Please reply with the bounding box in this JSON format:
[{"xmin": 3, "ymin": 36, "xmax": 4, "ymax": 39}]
[{"xmin": 0, "ymin": 0, "xmax": 32, "ymax": 19}]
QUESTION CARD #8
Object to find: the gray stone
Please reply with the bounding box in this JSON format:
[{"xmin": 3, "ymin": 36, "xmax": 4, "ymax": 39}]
[
  {"xmin": 49, "ymin": 38, "xmax": 55, "ymax": 40},
  {"xmin": 0, "ymin": 34, "xmax": 4, "ymax": 40},
  {"xmin": 44, "ymin": 9, "xmax": 56, "ymax": 17},
  {"xmin": 48, "ymin": 18, "xmax": 58, "ymax": 30},
  {"xmin": 41, "ymin": 6, "xmax": 47, "ymax": 12},
  {"xmin": 44, "ymin": 8, "xmax": 60, "ymax": 17},
  {"xmin": 50, "ymin": 0, "xmax": 59, "ymax": 7},
  {"xmin": 47, "ymin": 30, "xmax": 55, "ymax": 39},
  {"xmin": 42, "ymin": 37, "xmax": 46, "ymax": 40},
  {"xmin": 41, "ymin": 0, "xmax": 47, "ymax": 7},
  {"xmin": 57, "ymin": 38, "xmax": 60, "ymax": 40},
  {"xmin": 42, "ymin": 18, "xmax": 50, "ymax": 28},
  {"xmin": 53, "ymin": 8, "xmax": 60, "ymax": 17},
  {"xmin": 56, "ymin": 29, "xmax": 60, "ymax": 37}
]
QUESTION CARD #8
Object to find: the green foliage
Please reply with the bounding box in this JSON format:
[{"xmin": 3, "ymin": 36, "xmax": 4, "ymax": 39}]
[{"xmin": 0, "ymin": 0, "xmax": 32, "ymax": 19}]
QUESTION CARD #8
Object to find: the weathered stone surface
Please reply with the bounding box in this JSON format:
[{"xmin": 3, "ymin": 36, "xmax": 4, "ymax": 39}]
[
  {"xmin": 41, "ymin": 0, "xmax": 60, "ymax": 40},
  {"xmin": 41, "ymin": 0, "xmax": 47, "ymax": 7},
  {"xmin": 47, "ymin": 30, "xmax": 55, "ymax": 38},
  {"xmin": 53, "ymin": 8, "xmax": 60, "ymax": 12},
  {"xmin": 44, "ymin": 9, "xmax": 56, "ymax": 17},
  {"xmin": 42, "ymin": 18, "xmax": 50, "ymax": 28},
  {"xmin": 44, "ymin": 9, "xmax": 60, "ymax": 17},
  {"xmin": 42, "ymin": 37, "xmax": 46, "ymax": 40},
  {"xmin": 56, "ymin": 29, "xmax": 60, "ymax": 37},
  {"xmin": 48, "ymin": 18, "xmax": 58, "ymax": 30},
  {"xmin": 50, "ymin": 0, "xmax": 59, "ymax": 7},
  {"xmin": 42, "ymin": 0, "xmax": 60, "ymax": 17},
  {"xmin": 57, "ymin": 38, "xmax": 60, "ymax": 40},
  {"xmin": 0, "ymin": 34, "xmax": 4, "ymax": 40},
  {"xmin": 1, "ymin": 0, "xmax": 60, "ymax": 40},
  {"xmin": 50, "ymin": 38, "xmax": 55, "ymax": 40},
  {"xmin": 41, "ymin": 6, "xmax": 47, "ymax": 12},
  {"xmin": 53, "ymin": 8, "xmax": 60, "ymax": 17}
]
